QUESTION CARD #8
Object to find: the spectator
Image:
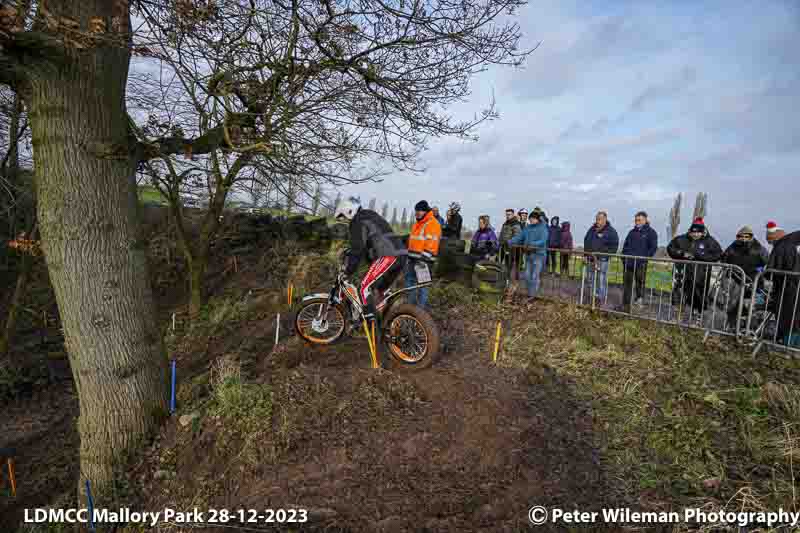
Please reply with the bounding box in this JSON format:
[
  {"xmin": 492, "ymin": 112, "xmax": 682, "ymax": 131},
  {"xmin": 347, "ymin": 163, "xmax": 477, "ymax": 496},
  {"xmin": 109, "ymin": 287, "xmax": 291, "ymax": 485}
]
[
  {"xmin": 443, "ymin": 202, "xmax": 463, "ymax": 239},
  {"xmin": 509, "ymin": 211, "xmax": 548, "ymax": 300},
  {"xmin": 406, "ymin": 200, "xmax": 442, "ymax": 309},
  {"xmin": 621, "ymin": 211, "xmax": 659, "ymax": 312},
  {"xmin": 533, "ymin": 207, "xmax": 549, "ymax": 226},
  {"xmin": 722, "ymin": 226, "xmax": 769, "ymax": 281},
  {"xmin": 667, "ymin": 217, "xmax": 722, "ymax": 321},
  {"xmin": 432, "ymin": 206, "xmax": 445, "ymax": 227},
  {"xmin": 499, "ymin": 208, "xmax": 523, "ymax": 279},
  {"xmin": 560, "ymin": 221, "xmax": 574, "ymax": 276},
  {"xmin": 765, "ymin": 221, "xmax": 800, "ymax": 345},
  {"xmin": 583, "ymin": 211, "xmax": 620, "ymax": 303},
  {"xmin": 547, "ymin": 215, "xmax": 562, "ymax": 274},
  {"xmin": 721, "ymin": 225, "xmax": 769, "ymax": 328},
  {"xmin": 518, "ymin": 208, "xmax": 528, "ymax": 230},
  {"xmin": 470, "ymin": 215, "xmax": 498, "ymax": 261}
]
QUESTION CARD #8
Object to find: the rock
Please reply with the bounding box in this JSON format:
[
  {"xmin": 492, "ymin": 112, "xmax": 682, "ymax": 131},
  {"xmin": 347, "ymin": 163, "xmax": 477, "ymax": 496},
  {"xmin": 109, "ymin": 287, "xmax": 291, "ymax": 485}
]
[{"xmin": 178, "ymin": 412, "xmax": 200, "ymax": 427}]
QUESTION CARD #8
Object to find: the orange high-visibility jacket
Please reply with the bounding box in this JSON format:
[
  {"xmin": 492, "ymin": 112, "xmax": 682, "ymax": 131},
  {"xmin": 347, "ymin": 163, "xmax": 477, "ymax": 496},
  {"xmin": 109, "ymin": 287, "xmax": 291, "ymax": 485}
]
[{"xmin": 408, "ymin": 210, "xmax": 442, "ymax": 261}]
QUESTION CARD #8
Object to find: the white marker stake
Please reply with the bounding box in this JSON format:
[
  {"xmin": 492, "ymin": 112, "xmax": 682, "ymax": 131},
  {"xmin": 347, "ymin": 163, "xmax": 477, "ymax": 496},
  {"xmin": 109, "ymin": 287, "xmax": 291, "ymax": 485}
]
[
  {"xmin": 172, "ymin": 313, "xmax": 176, "ymax": 331},
  {"xmin": 275, "ymin": 313, "xmax": 280, "ymax": 346}
]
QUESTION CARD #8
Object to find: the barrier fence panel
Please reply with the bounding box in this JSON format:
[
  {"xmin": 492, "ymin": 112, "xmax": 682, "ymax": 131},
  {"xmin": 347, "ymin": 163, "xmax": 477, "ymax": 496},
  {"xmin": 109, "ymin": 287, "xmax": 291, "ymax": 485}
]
[
  {"xmin": 498, "ymin": 246, "xmax": 748, "ymax": 341},
  {"xmin": 745, "ymin": 269, "xmax": 800, "ymax": 356}
]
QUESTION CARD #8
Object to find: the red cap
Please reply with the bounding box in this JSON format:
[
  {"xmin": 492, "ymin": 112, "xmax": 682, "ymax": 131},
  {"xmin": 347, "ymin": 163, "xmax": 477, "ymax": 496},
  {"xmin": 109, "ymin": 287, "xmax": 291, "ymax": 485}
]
[
  {"xmin": 767, "ymin": 221, "xmax": 782, "ymax": 233},
  {"xmin": 693, "ymin": 217, "xmax": 704, "ymax": 225}
]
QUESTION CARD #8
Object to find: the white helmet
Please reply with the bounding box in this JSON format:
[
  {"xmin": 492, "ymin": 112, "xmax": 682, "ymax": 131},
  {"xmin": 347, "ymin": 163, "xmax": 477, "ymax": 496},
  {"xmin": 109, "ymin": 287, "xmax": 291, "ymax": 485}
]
[{"xmin": 334, "ymin": 196, "xmax": 361, "ymax": 221}]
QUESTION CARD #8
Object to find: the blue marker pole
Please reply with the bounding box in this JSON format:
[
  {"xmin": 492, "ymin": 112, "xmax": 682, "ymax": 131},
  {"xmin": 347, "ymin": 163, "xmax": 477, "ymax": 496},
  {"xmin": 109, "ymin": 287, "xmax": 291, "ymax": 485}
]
[
  {"xmin": 85, "ymin": 479, "xmax": 95, "ymax": 532},
  {"xmin": 170, "ymin": 359, "xmax": 176, "ymax": 414}
]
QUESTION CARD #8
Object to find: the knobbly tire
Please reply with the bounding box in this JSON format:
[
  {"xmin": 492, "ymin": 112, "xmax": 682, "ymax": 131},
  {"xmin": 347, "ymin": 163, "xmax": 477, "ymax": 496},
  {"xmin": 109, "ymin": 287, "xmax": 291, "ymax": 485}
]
[
  {"xmin": 294, "ymin": 298, "xmax": 348, "ymax": 345},
  {"xmin": 379, "ymin": 303, "xmax": 440, "ymax": 371}
]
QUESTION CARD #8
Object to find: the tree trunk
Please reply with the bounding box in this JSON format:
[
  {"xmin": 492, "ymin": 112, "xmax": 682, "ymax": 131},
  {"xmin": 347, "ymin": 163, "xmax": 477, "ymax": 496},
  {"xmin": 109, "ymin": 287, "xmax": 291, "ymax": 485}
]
[
  {"xmin": 188, "ymin": 249, "xmax": 210, "ymax": 316},
  {"xmin": 0, "ymin": 224, "xmax": 38, "ymax": 356},
  {"xmin": 23, "ymin": 1, "xmax": 169, "ymax": 506}
]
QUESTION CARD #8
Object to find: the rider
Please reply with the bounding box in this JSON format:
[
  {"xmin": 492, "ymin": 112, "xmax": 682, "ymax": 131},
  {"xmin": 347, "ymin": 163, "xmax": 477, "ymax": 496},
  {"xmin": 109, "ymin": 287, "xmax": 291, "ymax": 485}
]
[{"xmin": 334, "ymin": 197, "xmax": 408, "ymax": 320}]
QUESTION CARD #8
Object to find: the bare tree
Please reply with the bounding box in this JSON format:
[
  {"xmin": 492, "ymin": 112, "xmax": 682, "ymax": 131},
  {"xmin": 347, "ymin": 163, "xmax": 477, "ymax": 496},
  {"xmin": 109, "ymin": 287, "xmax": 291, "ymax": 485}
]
[
  {"xmin": 311, "ymin": 184, "xmax": 321, "ymax": 216},
  {"xmin": 368, "ymin": 197, "xmax": 376, "ymax": 211},
  {"xmin": 390, "ymin": 206, "xmax": 398, "ymax": 226},
  {"xmin": 668, "ymin": 193, "xmax": 682, "ymax": 239},
  {"xmin": 692, "ymin": 192, "xmax": 708, "ymax": 221},
  {"xmin": 401, "ymin": 207, "xmax": 408, "ymax": 228},
  {"xmin": 381, "ymin": 202, "xmax": 389, "ymax": 219}
]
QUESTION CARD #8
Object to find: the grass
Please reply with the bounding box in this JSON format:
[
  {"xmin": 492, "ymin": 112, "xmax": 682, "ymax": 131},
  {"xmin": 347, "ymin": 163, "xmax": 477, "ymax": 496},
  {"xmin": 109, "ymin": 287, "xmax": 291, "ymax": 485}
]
[
  {"xmin": 137, "ymin": 185, "xmax": 167, "ymax": 206},
  {"xmin": 496, "ymin": 300, "xmax": 800, "ymax": 518}
]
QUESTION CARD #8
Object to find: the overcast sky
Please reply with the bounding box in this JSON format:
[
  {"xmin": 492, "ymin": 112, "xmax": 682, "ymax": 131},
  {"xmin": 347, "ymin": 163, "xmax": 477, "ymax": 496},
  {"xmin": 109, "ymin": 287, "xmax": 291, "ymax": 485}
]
[{"xmin": 341, "ymin": 0, "xmax": 800, "ymax": 246}]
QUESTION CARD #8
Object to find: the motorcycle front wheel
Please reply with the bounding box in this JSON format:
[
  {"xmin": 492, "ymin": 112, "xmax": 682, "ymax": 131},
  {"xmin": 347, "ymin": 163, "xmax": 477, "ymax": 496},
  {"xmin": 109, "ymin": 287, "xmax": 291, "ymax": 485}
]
[
  {"xmin": 380, "ymin": 304, "xmax": 440, "ymax": 371},
  {"xmin": 294, "ymin": 298, "xmax": 348, "ymax": 345}
]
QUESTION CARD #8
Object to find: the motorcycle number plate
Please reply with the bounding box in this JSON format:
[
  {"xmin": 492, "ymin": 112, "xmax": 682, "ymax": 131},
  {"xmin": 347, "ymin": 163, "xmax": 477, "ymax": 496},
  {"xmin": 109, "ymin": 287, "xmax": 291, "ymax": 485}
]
[{"xmin": 415, "ymin": 263, "xmax": 432, "ymax": 284}]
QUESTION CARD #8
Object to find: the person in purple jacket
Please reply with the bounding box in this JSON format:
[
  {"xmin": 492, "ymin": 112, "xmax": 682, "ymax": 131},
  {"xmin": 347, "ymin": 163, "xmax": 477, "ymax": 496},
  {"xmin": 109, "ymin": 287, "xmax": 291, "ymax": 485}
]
[{"xmin": 470, "ymin": 215, "xmax": 498, "ymax": 260}]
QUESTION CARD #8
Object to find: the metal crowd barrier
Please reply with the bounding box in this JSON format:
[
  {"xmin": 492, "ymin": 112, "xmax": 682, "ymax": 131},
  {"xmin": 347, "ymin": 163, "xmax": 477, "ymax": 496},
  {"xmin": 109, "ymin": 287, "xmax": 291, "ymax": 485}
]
[
  {"xmin": 491, "ymin": 245, "xmax": 750, "ymax": 342},
  {"xmin": 745, "ymin": 269, "xmax": 800, "ymax": 356}
]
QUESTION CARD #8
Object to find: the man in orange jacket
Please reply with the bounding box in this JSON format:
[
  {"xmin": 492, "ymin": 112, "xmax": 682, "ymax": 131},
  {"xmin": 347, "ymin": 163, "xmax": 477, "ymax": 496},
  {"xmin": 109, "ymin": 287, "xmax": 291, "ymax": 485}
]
[{"xmin": 406, "ymin": 200, "xmax": 441, "ymax": 308}]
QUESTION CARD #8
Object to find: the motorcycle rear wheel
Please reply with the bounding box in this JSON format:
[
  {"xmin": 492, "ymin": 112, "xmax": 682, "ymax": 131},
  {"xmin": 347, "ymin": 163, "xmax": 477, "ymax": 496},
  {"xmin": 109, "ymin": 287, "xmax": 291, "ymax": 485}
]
[{"xmin": 380, "ymin": 304, "xmax": 440, "ymax": 371}]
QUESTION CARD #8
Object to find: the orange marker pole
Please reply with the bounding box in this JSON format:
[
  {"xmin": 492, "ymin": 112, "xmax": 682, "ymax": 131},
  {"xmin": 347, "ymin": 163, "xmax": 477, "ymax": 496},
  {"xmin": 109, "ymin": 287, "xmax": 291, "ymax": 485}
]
[
  {"xmin": 8, "ymin": 458, "xmax": 17, "ymax": 497},
  {"xmin": 371, "ymin": 320, "xmax": 378, "ymax": 368},
  {"xmin": 362, "ymin": 319, "xmax": 377, "ymax": 368}
]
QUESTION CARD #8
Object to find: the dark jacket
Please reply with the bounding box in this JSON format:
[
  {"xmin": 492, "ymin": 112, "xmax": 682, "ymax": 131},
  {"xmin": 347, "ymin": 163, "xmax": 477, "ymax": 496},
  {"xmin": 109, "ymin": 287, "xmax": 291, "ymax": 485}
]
[
  {"xmin": 499, "ymin": 218, "xmax": 522, "ymax": 245},
  {"xmin": 621, "ymin": 223, "xmax": 659, "ymax": 268},
  {"xmin": 584, "ymin": 222, "xmax": 620, "ymax": 260},
  {"xmin": 548, "ymin": 216, "xmax": 562, "ymax": 249},
  {"xmin": 560, "ymin": 222, "xmax": 573, "ymax": 250},
  {"xmin": 667, "ymin": 232, "xmax": 723, "ymax": 264},
  {"xmin": 471, "ymin": 227, "xmax": 498, "ymax": 256},
  {"xmin": 443, "ymin": 212, "xmax": 463, "ymax": 239},
  {"xmin": 722, "ymin": 239, "xmax": 769, "ymax": 281},
  {"xmin": 767, "ymin": 231, "xmax": 800, "ymax": 314},
  {"xmin": 345, "ymin": 208, "xmax": 407, "ymax": 275}
]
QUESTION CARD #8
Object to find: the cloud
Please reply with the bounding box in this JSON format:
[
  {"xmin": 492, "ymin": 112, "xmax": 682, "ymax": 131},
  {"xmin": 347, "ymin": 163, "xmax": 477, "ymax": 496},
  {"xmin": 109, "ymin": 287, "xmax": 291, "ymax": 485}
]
[
  {"xmin": 631, "ymin": 66, "xmax": 697, "ymax": 112},
  {"xmin": 340, "ymin": 0, "xmax": 800, "ymax": 243}
]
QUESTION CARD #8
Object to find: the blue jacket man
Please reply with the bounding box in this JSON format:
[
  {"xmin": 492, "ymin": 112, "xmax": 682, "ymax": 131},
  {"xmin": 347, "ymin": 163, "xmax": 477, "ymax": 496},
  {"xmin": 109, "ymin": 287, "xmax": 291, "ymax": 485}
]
[
  {"xmin": 621, "ymin": 211, "xmax": 658, "ymax": 308},
  {"xmin": 509, "ymin": 212, "xmax": 548, "ymax": 298},
  {"xmin": 509, "ymin": 216, "xmax": 549, "ymax": 255},
  {"xmin": 584, "ymin": 212, "xmax": 620, "ymax": 259},
  {"xmin": 621, "ymin": 212, "xmax": 658, "ymax": 267}
]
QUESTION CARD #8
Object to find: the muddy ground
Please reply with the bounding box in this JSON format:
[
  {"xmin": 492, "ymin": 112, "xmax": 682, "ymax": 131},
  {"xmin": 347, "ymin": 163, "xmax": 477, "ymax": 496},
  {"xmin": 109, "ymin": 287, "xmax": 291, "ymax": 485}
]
[{"xmin": 1, "ymin": 230, "xmax": 620, "ymax": 532}]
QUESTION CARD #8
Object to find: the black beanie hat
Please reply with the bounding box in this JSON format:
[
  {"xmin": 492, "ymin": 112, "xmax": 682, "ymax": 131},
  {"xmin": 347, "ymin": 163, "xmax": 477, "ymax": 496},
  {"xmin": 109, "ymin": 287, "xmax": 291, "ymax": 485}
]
[{"xmin": 414, "ymin": 200, "xmax": 431, "ymax": 212}]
